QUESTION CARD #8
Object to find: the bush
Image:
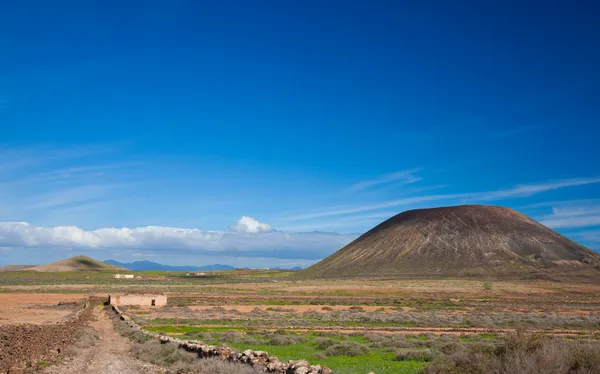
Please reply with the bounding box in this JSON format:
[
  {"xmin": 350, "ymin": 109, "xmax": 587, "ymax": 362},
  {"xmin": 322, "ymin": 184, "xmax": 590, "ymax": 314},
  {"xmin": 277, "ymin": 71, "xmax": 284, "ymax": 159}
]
[
  {"xmin": 348, "ymin": 306, "xmax": 365, "ymax": 312},
  {"xmin": 269, "ymin": 335, "xmax": 307, "ymax": 345},
  {"xmin": 131, "ymin": 330, "xmax": 154, "ymax": 343},
  {"xmin": 169, "ymin": 357, "xmax": 263, "ymax": 374},
  {"xmin": 395, "ymin": 349, "xmax": 433, "ymax": 362},
  {"xmin": 220, "ymin": 330, "xmax": 246, "ymax": 344},
  {"xmin": 483, "ymin": 282, "xmax": 492, "ymax": 290},
  {"xmin": 422, "ymin": 332, "xmax": 600, "ymax": 374},
  {"xmin": 315, "ymin": 338, "xmax": 337, "ymax": 350},
  {"xmin": 324, "ymin": 341, "xmax": 370, "ymax": 357},
  {"xmin": 132, "ymin": 341, "xmax": 196, "ymax": 366}
]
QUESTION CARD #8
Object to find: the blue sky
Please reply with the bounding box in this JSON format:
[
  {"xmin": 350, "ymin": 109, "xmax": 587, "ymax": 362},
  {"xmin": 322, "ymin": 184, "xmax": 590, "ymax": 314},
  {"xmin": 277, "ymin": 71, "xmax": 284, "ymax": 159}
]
[{"xmin": 1, "ymin": 1, "xmax": 599, "ymax": 267}]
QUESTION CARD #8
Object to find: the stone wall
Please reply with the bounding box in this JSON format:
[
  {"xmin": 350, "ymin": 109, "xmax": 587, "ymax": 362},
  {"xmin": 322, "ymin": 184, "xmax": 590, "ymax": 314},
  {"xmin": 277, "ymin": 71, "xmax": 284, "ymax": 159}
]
[
  {"xmin": 0, "ymin": 300, "xmax": 93, "ymax": 373},
  {"xmin": 111, "ymin": 305, "xmax": 333, "ymax": 374}
]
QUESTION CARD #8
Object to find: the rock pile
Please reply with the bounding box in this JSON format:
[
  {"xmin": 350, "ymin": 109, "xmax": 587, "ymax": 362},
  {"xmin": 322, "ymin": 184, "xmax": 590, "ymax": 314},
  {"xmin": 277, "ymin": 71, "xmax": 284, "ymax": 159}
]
[
  {"xmin": 0, "ymin": 300, "xmax": 92, "ymax": 373},
  {"xmin": 112, "ymin": 305, "xmax": 333, "ymax": 374}
]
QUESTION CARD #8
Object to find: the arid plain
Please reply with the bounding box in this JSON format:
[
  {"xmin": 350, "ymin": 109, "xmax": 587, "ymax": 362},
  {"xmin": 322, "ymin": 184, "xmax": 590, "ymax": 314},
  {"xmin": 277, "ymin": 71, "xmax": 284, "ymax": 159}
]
[{"xmin": 1, "ymin": 264, "xmax": 599, "ymax": 374}]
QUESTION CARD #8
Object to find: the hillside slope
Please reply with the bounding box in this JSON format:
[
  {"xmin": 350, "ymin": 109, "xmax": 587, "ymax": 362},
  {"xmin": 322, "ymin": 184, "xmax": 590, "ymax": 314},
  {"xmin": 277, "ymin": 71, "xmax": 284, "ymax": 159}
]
[
  {"xmin": 29, "ymin": 256, "xmax": 126, "ymax": 272},
  {"xmin": 301, "ymin": 205, "xmax": 599, "ymax": 279},
  {"xmin": 0, "ymin": 265, "xmax": 37, "ymax": 272}
]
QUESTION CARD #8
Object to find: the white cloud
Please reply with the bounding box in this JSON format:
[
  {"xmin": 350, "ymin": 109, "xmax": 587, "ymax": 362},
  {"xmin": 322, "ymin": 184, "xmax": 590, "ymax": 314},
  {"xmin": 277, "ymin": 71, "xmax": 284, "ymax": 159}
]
[
  {"xmin": 538, "ymin": 201, "xmax": 600, "ymax": 229},
  {"xmin": 0, "ymin": 219, "xmax": 356, "ymax": 260},
  {"xmin": 471, "ymin": 178, "xmax": 600, "ymax": 201},
  {"xmin": 349, "ymin": 169, "xmax": 421, "ymax": 192},
  {"xmin": 541, "ymin": 215, "xmax": 600, "ymax": 229},
  {"xmin": 230, "ymin": 216, "xmax": 273, "ymax": 233}
]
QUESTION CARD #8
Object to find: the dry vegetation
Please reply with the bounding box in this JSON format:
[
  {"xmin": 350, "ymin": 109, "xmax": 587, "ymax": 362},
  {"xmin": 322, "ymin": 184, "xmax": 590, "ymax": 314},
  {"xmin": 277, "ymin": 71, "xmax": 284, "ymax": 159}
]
[{"xmin": 1, "ymin": 270, "xmax": 599, "ymax": 373}]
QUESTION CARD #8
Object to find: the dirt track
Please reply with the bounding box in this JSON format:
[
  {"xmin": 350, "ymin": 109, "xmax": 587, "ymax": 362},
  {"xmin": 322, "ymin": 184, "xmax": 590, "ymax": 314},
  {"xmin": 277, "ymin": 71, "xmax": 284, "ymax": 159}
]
[{"xmin": 41, "ymin": 308, "xmax": 163, "ymax": 374}]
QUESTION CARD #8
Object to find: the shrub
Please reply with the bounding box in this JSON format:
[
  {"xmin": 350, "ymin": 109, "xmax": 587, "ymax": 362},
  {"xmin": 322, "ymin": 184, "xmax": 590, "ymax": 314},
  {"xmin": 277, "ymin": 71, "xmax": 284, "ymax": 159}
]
[
  {"xmin": 169, "ymin": 357, "xmax": 263, "ymax": 374},
  {"xmin": 131, "ymin": 341, "xmax": 196, "ymax": 366},
  {"xmin": 348, "ymin": 306, "xmax": 365, "ymax": 312},
  {"xmin": 421, "ymin": 332, "xmax": 600, "ymax": 374},
  {"xmin": 483, "ymin": 282, "xmax": 492, "ymax": 290},
  {"xmin": 131, "ymin": 330, "xmax": 154, "ymax": 343},
  {"xmin": 324, "ymin": 341, "xmax": 370, "ymax": 357},
  {"xmin": 395, "ymin": 349, "xmax": 433, "ymax": 362},
  {"xmin": 269, "ymin": 335, "xmax": 307, "ymax": 345},
  {"xmin": 265, "ymin": 307, "xmax": 295, "ymax": 313},
  {"xmin": 315, "ymin": 338, "xmax": 337, "ymax": 350},
  {"xmin": 220, "ymin": 330, "xmax": 246, "ymax": 344}
]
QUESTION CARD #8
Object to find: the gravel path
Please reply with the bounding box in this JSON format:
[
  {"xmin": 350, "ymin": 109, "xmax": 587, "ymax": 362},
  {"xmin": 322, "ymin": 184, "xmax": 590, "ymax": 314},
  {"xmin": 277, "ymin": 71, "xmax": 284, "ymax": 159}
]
[{"xmin": 41, "ymin": 308, "xmax": 163, "ymax": 374}]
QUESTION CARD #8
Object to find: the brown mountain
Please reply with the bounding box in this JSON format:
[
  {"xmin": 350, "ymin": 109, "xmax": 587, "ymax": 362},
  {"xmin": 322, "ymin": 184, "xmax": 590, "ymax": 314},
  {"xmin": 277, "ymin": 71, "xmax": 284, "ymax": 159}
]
[
  {"xmin": 300, "ymin": 205, "xmax": 600, "ymax": 279},
  {"xmin": 29, "ymin": 256, "xmax": 126, "ymax": 272}
]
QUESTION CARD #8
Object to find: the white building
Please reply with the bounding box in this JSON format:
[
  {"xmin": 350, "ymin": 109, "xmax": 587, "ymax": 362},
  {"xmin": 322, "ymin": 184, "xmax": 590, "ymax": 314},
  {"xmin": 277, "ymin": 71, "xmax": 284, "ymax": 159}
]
[{"xmin": 113, "ymin": 274, "xmax": 135, "ymax": 279}]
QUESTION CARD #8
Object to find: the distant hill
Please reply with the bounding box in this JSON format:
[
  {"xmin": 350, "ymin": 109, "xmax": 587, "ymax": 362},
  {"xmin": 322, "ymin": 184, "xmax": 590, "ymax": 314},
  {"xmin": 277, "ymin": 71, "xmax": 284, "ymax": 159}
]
[
  {"xmin": 104, "ymin": 260, "xmax": 236, "ymax": 272},
  {"xmin": 301, "ymin": 205, "xmax": 600, "ymax": 279},
  {"xmin": 269, "ymin": 266, "xmax": 304, "ymax": 271},
  {"xmin": 29, "ymin": 256, "xmax": 126, "ymax": 272},
  {"xmin": 0, "ymin": 265, "xmax": 37, "ymax": 272}
]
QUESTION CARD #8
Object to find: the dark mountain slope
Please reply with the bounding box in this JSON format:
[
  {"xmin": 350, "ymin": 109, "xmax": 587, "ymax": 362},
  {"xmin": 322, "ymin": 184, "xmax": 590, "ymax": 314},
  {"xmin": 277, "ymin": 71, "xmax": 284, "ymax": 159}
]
[{"xmin": 301, "ymin": 205, "xmax": 599, "ymax": 279}]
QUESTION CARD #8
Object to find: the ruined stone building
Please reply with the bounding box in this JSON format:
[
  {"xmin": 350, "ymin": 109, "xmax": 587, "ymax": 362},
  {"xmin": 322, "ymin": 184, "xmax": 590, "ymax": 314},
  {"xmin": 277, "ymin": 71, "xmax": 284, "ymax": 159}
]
[{"xmin": 108, "ymin": 293, "xmax": 167, "ymax": 306}]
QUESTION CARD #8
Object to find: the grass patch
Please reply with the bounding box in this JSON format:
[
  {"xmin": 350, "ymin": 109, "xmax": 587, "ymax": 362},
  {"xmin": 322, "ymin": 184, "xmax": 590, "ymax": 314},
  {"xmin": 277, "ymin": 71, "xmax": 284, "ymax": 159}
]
[{"xmin": 152, "ymin": 326, "xmax": 425, "ymax": 374}]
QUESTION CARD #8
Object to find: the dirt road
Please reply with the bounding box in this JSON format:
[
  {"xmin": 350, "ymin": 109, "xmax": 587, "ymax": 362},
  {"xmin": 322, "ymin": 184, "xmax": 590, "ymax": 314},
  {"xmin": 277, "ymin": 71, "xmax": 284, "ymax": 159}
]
[{"xmin": 41, "ymin": 308, "xmax": 163, "ymax": 374}]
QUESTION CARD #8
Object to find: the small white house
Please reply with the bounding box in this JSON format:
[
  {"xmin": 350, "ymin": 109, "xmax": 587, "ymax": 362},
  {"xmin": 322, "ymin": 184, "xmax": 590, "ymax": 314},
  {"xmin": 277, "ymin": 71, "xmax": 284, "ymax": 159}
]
[{"xmin": 113, "ymin": 274, "xmax": 135, "ymax": 279}]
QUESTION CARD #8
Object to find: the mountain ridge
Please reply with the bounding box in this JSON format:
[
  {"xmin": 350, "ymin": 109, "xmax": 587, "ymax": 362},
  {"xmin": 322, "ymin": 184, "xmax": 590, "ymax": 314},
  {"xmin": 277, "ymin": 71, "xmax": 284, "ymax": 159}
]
[
  {"xmin": 29, "ymin": 256, "xmax": 126, "ymax": 272},
  {"xmin": 104, "ymin": 260, "xmax": 236, "ymax": 272},
  {"xmin": 300, "ymin": 205, "xmax": 600, "ymax": 279}
]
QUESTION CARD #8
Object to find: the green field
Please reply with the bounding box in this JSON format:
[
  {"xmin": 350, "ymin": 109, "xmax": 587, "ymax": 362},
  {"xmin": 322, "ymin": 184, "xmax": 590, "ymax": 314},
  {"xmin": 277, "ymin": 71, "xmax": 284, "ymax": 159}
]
[{"xmin": 146, "ymin": 325, "xmax": 427, "ymax": 374}]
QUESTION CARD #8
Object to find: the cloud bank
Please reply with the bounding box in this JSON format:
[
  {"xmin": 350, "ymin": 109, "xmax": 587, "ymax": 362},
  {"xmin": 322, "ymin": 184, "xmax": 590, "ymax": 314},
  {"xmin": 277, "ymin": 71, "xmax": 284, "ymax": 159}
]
[{"xmin": 0, "ymin": 219, "xmax": 357, "ymax": 260}]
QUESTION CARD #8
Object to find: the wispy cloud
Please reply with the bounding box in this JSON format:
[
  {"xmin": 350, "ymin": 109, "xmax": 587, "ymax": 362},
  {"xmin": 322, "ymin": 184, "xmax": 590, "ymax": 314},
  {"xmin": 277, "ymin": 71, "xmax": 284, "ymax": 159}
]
[
  {"xmin": 541, "ymin": 215, "xmax": 600, "ymax": 229},
  {"xmin": 470, "ymin": 178, "xmax": 600, "ymax": 201},
  {"xmin": 489, "ymin": 125, "xmax": 540, "ymax": 139},
  {"xmin": 348, "ymin": 169, "xmax": 421, "ymax": 192},
  {"xmin": 538, "ymin": 200, "xmax": 600, "ymax": 229},
  {"xmin": 278, "ymin": 211, "xmax": 398, "ymax": 232},
  {"xmin": 36, "ymin": 162, "xmax": 143, "ymax": 181},
  {"xmin": 0, "ymin": 144, "xmax": 143, "ymax": 226},
  {"xmin": 285, "ymin": 177, "xmax": 600, "ymax": 221},
  {"xmin": 25, "ymin": 184, "xmax": 123, "ymax": 210}
]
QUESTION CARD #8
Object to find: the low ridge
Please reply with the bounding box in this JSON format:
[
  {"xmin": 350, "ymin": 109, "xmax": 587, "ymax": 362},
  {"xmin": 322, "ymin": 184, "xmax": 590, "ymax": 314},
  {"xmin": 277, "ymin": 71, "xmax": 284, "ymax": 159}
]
[
  {"xmin": 29, "ymin": 255, "xmax": 127, "ymax": 272},
  {"xmin": 301, "ymin": 205, "xmax": 600, "ymax": 279}
]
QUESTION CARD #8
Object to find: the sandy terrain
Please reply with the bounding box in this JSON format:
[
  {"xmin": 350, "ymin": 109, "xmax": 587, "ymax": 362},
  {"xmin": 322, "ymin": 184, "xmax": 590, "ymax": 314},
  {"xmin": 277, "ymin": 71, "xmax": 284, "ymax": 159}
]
[{"xmin": 0, "ymin": 293, "xmax": 86, "ymax": 325}]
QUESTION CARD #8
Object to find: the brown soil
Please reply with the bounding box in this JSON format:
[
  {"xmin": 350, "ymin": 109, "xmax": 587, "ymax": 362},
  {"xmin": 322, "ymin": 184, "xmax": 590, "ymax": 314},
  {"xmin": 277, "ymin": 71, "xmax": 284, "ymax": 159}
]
[{"xmin": 0, "ymin": 293, "xmax": 86, "ymax": 325}]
